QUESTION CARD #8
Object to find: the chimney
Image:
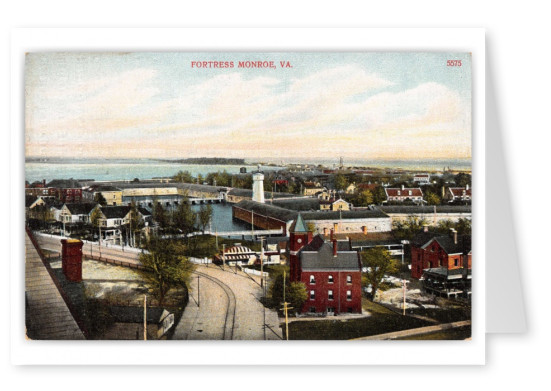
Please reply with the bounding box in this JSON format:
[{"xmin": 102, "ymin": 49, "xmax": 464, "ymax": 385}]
[
  {"xmin": 333, "ymin": 222, "xmax": 339, "ymax": 233},
  {"xmin": 423, "ymin": 224, "xmax": 429, "ymax": 233},
  {"xmin": 43, "ymin": 179, "xmax": 46, "ymax": 187},
  {"xmin": 61, "ymin": 239, "xmax": 83, "ymax": 282},
  {"xmin": 323, "ymin": 227, "xmax": 328, "ymax": 236},
  {"xmin": 401, "ymin": 184, "xmax": 405, "ymax": 191},
  {"xmin": 330, "ymin": 228, "xmax": 334, "ymax": 241},
  {"xmin": 449, "ymin": 228, "xmax": 457, "ymax": 244},
  {"xmin": 466, "ymin": 184, "xmax": 469, "ymax": 190},
  {"xmin": 332, "ymin": 239, "xmax": 338, "ymax": 257},
  {"xmin": 362, "ymin": 226, "xmax": 368, "ymax": 235}
]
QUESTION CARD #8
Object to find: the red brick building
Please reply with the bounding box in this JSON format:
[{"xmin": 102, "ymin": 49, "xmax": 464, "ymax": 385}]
[
  {"xmin": 289, "ymin": 214, "xmax": 363, "ymax": 315},
  {"xmin": 47, "ymin": 179, "xmax": 83, "ymax": 203},
  {"xmin": 411, "ymin": 227, "xmax": 472, "ymax": 279}
]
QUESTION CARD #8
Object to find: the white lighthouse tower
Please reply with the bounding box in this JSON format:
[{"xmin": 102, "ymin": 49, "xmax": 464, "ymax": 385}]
[{"xmin": 252, "ymin": 165, "xmax": 265, "ymax": 203}]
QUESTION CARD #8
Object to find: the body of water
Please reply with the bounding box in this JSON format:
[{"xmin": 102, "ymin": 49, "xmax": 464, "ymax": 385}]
[
  {"xmin": 25, "ymin": 161, "xmax": 279, "ymax": 184},
  {"xmin": 190, "ymin": 203, "xmax": 250, "ymax": 235}
]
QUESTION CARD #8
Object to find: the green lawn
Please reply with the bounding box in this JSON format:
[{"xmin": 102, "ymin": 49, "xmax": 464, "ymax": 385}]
[{"xmin": 284, "ymin": 299, "xmax": 431, "ymax": 340}]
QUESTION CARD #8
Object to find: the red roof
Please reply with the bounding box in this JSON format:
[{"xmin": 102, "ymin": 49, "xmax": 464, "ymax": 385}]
[
  {"xmin": 385, "ymin": 188, "xmax": 423, "ymax": 197},
  {"xmin": 449, "ymin": 187, "xmax": 472, "ymax": 197}
]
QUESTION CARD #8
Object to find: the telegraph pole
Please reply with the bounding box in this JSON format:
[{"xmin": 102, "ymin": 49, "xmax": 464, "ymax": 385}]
[
  {"xmin": 260, "ymin": 236, "xmax": 265, "ymax": 288},
  {"xmin": 222, "ymin": 243, "xmax": 226, "ymax": 270},
  {"xmin": 280, "ymin": 270, "xmax": 293, "ymax": 341}
]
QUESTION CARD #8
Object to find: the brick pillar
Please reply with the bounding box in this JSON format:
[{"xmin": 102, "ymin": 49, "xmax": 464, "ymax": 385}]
[{"xmin": 61, "ymin": 239, "xmax": 83, "ymax": 282}]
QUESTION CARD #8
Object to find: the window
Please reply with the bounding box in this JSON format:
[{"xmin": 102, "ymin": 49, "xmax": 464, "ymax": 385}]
[
  {"xmin": 309, "ymin": 307, "xmax": 316, "ymax": 313},
  {"xmin": 309, "ymin": 275, "xmax": 316, "ymax": 284},
  {"xmin": 327, "ymin": 307, "xmax": 335, "ymax": 314},
  {"xmin": 454, "ymin": 259, "xmax": 459, "ymax": 267},
  {"xmin": 347, "ymin": 290, "xmax": 352, "ymax": 300},
  {"xmin": 310, "ymin": 290, "xmax": 315, "ymax": 300},
  {"xmin": 346, "ymin": 275, "xmax": 352, "ymax": 284},
  {"xmin": 328, "ymin": 275, "xmax": 334, "ymax": 284},
  {"xmin": 328, "ymin": 290, "xmax": 334, "ymax": 300}
]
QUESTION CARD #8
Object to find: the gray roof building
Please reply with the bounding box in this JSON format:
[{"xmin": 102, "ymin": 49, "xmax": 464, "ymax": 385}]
[{"xmin": 300, "ymin": 240, "xmax": 360, "ymax": 271}]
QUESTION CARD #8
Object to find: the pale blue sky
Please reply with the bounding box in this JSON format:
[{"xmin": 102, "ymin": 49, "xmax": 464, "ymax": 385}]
[{"xmin": 25, "ymin": 52, "xmax": 472, "ymax": 161}]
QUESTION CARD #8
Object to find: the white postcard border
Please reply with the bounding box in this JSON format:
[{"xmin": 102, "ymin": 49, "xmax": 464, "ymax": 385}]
[{"xmin": 10, "ymin": 27, "xmax": 485, "ymax": 365}]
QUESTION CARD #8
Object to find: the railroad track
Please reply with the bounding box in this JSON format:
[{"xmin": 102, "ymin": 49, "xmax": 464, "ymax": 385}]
[{"xmin": 193, "ymin": 270, "xmax": 237, "ymax": 340}]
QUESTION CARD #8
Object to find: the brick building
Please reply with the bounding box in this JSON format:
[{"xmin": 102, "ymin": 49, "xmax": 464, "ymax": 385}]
[
  {"xmin": 289, "ymin": 215, "xmax": 363, "ymax": 315},
  {"xmin": 47, "ymin": 179, "xmax": 83, "ymax": 203},
  {"xmin": 410, "ymin": 227, "xmax": 472, "ymax": 299}
]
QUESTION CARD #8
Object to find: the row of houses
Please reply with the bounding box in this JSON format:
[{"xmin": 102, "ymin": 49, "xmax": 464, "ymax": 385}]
[{"xmin": 26, "ymin": 196, "xmax": 153, "ymax": 243}]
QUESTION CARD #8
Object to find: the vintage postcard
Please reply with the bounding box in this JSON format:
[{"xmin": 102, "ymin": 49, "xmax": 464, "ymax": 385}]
[{"xmin": 24, "ymin": 51, "xmax": 473, "ymax": 343}]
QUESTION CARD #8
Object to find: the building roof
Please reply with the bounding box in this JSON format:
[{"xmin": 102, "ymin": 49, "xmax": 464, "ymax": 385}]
[
  {"xmin": 378, "ymin": 205, "xmax": 471, "ymax": 214},
  {"xmin": 412, "ymin": 231, "xmax": 441, "ymax": 248},
  {"xmin": 423, "ymin": 267, "xmax": 471, "ymax": 279},
  {"xmin": 270, "ymin": 197, "xmax": 320, "ymax": 211},
  {"xmin": 101, "ymin": 205, "xmax": 132, "ymax": 219},
  {"xmin": 234, "ymin": 200, "xmax": 298, "ymax": 222},
  {"xmin": 64, "ymin": 202, "xmax": 97, "ymax": 215},
  {"xmin": 228, "ymin": 188, "xmax": 296, "ymax": 199},
  {"xmin": 449, "ymin": 187, "xmax": 472, "ymax": 197},
  {"xmin": 385, "ymin": 187, "xmax": 423, "ymax": 197},
  {"xmin": 137, "ymin": 207, "xmax": 152, "ymax": 216},
  {"xmin": 322, "ymin": 232, "xmax": 398, "ymax": 247},
  {"xmin": 235, "ymin": 200, "xmax": 389, "ymax": 223},
  {"xmin": 301, "ymin": 209, "xmax": 388, "ymax": 221},
  {"xmin": 86, "ymin": 185, "xmax": 121, "ymax": 192},
  {"xmin": 433, "ymin": 235, "xmax": 471, "ymax": 255},
  {"xmin": 300, "ymin": 241, "xmax": 360, "ymax": 271},
  {"xmin": 46, "ymin": 179, "xmax": 83, "ymax": 189},
  {"xmin": 413, "ymin": 230, "xmax": 471, "ymax": 254},
  {"xmin": 292, "ymin": 214, "xmax": 308, "ymax": 233},
  {"xmin": 25, "ymin": 195, "xmax": 38, "ymax": 208}
]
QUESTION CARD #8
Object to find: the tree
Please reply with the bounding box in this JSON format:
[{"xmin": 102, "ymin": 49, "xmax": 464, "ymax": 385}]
[
  {"xmin": 94, "ymin": 193, "xmax": 107, "ymax": 206},
  {"xmin": 173, "ymin": 201, "xmax": 197, "ymax": 238},
  {"xmin": 425, "ymin": 191, "xmax": 441, "ymax": 206},
  {"xmin": 129, "ymin": 201, "xmax": 145, "ymax": 247},
  {"xmin": 197, "ymin": 204, "xmax": 213, "ymax": 233},
  {"xmin": 153, "ymin": 201, "xmax": 168, "ymax": 229},
  {"xmin": 392, "ymin": 215, "xmax": 429, "ymax": 241},
  {"xmin": 455, "ymin": 218, "xmax": 472, "ymax": 236},
  {"xmin": 173, "ymin": 170, "xmax": 194, "ymax": 183},
  {"xmin": 454, "ymin": 173, "xmax": 471, "ymax": 187},
  {"xmin": 361, "ymin": 247, "xmax": 399, "ymax": 301},
  {"xmin": 138, "ymin": 237, "xmax": 195, "ymax": 305},
  {"xmin": 90, "ymin": 206, "xmax": 103, "ymax": 228},
  {"xmin": 268, "ymin": 266, "xmax": 307, "ymax": 313},
  {"xmin": 334, "ymin": 174, "xmax": 348, "ymax": 192},
  {"xmin": 354, "ymin": 190, "xmax": 374, "ymax": 206},
  {"xmin": 372, "ymin": 186, "xmax": 387, "ymax": 205}
]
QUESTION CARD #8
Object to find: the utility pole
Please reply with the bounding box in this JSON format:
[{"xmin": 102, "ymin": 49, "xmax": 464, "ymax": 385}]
[
  {"xmin": 280, "ymin": 270, "xmax": 293, "ymax": 341},
  {"xmin": 197, "ymin": 275, "xmax": 200, "ymax": 307},
  {"xmin": 260, "ymin": 236, "xmax": 265, "ymax": 288},
  {"xmin": 143, "ymin": 295, "xmax": 147, "ymax": 340},
  {"xmin": 222, "ymin": 244, "xmax": 226, "ymax": 270}
]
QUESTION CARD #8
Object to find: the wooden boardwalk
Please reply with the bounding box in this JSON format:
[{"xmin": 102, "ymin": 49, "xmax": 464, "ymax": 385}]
[{"xmin": 25, "ymin": 230, "xmax": 86, "ymax": 340}]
